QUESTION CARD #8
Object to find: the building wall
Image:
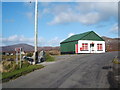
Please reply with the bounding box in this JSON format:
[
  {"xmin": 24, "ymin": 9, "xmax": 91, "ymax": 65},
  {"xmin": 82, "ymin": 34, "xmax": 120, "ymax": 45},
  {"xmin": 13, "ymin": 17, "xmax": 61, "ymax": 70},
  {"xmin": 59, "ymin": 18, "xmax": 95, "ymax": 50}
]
[
  {"xmin": 60, "ymin": 41, "xmax": 78, "ymax": 54},
  {"xmin": 77, "ymin": 40, "xmax": 105, "ymax": 53}
]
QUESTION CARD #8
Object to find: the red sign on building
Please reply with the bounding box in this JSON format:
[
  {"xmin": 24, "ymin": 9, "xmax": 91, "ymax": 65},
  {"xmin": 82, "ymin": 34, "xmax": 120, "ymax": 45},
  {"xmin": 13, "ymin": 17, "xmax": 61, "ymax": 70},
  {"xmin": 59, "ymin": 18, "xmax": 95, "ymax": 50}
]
[{"xmin": 75, "ymin": 44, "xmax": 78, "ymax": 53}]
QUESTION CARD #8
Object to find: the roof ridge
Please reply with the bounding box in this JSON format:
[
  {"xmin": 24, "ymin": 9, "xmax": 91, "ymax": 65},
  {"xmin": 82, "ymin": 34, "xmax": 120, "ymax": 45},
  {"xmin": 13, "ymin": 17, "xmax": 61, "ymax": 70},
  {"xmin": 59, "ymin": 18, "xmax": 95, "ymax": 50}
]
[
  {"xmin": 69, "ymin": 31, "xmax": 92, "ymax": 38},
  {"xmin": 80, "ymin": 31, "xmax": 93, "ymax": 40},
  {"xmin": 60, "ymin": 31, "xmax": 100, "ymax": 44},
  {"xmin": 92, "ymin": 31, "xmax": 105, "ymax": 41}
]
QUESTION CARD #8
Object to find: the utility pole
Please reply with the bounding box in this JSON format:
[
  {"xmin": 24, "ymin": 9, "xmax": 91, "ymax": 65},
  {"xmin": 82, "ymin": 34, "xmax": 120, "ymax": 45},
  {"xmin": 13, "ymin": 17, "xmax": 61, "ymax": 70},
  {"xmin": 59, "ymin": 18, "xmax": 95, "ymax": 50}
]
[{"xmin": 34, "ymin": 0, "xmax": 38, "ymax": 64}]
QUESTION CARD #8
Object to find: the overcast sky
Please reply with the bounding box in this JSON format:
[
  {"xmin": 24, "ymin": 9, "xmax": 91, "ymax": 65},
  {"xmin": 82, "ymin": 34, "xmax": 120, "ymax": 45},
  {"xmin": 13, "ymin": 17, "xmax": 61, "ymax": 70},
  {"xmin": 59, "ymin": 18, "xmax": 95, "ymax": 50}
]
[{"xmin": 1, "ymin": 0, "xmax": 118, "ymax": 46}]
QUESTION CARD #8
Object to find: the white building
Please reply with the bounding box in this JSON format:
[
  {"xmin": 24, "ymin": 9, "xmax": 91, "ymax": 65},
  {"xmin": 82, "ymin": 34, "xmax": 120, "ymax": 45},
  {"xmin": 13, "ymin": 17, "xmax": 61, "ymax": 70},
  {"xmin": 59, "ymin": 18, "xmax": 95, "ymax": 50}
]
[
  {"xmin": 60, "ymin": 31, "xmax": 105, "ymax": 54},
  {"xmin": 76, "ymin": 40, "xmax": 105, "ymax": 53}
]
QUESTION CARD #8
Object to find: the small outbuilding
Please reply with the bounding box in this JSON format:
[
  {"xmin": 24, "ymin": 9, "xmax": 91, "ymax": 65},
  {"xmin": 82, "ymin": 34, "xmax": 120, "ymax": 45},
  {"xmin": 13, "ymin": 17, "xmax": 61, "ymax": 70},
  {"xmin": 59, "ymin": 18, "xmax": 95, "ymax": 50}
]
[{"xmin": 60, "ymin": 31, "xmax": 105, "ymax": 54}]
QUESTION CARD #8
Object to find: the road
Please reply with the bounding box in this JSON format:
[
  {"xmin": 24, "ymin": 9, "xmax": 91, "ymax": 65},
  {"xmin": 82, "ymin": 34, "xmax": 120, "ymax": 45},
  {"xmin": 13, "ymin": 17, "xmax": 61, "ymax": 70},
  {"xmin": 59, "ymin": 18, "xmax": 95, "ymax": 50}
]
[{"xmin": 2, "ymin": 51, "xmax": 118, "ymax": 88}]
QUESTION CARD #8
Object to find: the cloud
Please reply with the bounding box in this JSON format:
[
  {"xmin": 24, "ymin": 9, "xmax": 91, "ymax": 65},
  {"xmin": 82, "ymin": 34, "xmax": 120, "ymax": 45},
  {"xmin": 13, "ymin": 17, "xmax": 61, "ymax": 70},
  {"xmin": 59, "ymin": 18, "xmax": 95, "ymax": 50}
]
[
  {"xmin": 76, "ymin": 2, "xmax": 117, "ymax": 15},
  {"xmin": 79, "ymin": 12, "xmax": 100, "ymax": 25},
  {"xmin": 48, "ymin": 12, "xmax": 100, "ymax": 25},
  {"xmin": 47, "ymin": 37, "xmax": 61, "ymax": 46},
  {"xmin": 110, "ymin": 23, "xmax": 118, "ymax": 34},
  {"xmin": 46, "ymin": 2, "xmax": 118, "ymax": 25},
  {"xmin": 2, "ymin": 35, "xmax": 61, "ymax": 46},
  {"xmin": 2, "ymin": 35, "xmax": 36, "ymax": 46},
  {"xmin": 2, "ymin": 35, "xmax": 34, "ymax": 44},
  {"xmin": 68, "ymin": 33, "xmax": 75, "ymax": 37}
]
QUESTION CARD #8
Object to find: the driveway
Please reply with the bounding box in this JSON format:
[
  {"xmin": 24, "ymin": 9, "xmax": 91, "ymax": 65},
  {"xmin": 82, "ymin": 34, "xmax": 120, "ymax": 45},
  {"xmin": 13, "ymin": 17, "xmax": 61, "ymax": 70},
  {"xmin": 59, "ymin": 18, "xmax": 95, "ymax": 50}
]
[{"xmin": 2, "ymin": 51, "xmax": 118, "ymax": 88}]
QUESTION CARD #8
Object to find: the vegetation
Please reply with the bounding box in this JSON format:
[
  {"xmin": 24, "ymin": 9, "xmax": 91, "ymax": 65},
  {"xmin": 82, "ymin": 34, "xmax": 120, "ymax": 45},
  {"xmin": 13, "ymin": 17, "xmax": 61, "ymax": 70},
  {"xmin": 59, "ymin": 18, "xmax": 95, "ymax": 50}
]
[
  {"xmin": 1, "ymin": 60, "xmax": 44, "ymax": 82},
  {"xmin": 26, "ymin": 52, "xmax": 33, "ymax": 57},
  {"xmin": 112, "ymin": 57, "xmax": 120, "ymax": 64},
  {"xmin": 45, "ymin": 53, "xmax": 55, "ymax": 62},
  {"xmin": 2, "ymin": 55, "xmax": 16, "ymax": 61},
  {"xmin": 47, "ymin": 50, "xmax": 60, "ymax": 55},
  {"xmin": 1, "ymin": 52, "xmax": 55, "ymax": 82}
]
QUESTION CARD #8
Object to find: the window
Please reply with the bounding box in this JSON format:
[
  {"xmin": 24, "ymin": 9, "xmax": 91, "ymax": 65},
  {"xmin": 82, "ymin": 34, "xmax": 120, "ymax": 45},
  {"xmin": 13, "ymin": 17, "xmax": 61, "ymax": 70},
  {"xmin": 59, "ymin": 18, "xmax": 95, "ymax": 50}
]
[
  {"xmin": 81, "ymin": 43, "xmax": 88, "ymax": 51},
  {"xmin": 97, "ymin": 44, "xmax": 103, "ymax": 51}
]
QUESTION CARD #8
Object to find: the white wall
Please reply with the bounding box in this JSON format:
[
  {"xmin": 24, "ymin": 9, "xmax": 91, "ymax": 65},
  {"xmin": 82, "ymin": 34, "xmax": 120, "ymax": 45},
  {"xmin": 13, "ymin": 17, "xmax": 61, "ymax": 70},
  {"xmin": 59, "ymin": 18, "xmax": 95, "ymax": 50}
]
[{"xmin": 77, "ymin": 40, "xmax": 105, "ymax": 53}]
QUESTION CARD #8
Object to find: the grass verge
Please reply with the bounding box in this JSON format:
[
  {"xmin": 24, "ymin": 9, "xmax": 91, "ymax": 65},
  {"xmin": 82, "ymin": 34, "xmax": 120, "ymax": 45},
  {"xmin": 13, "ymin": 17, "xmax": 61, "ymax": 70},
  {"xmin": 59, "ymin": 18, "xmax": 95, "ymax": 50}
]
[
  {"xmin": 45, "ymin": 53, "xmax": 55, "ymax": 62},
  {"xmin": 112, "ymin": 56, "xmax": 120, "ymax": 64},
  {"xmin": 2, "ymin": 65, "xmax": 44, "ymax": 82}
]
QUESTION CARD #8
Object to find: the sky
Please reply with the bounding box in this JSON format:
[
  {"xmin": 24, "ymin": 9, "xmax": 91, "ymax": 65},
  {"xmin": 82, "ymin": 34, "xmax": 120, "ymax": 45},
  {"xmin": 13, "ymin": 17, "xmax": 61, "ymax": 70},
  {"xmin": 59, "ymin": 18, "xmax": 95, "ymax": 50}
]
[{"xmin": 1, "ymin": 0, "xmax": 119, "ymax": 46}]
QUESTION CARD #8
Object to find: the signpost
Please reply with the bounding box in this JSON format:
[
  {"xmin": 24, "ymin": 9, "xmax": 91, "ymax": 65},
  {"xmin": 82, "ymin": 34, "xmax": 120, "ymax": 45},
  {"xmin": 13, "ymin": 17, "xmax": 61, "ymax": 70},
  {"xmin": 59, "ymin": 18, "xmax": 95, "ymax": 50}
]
[
  {"xmin": 15, "ymin": 48, "xmax": 18, "ymax": 64},
  {"xmin": 15, "ymin": 47, "xmax": 22, "ymax": 68}
]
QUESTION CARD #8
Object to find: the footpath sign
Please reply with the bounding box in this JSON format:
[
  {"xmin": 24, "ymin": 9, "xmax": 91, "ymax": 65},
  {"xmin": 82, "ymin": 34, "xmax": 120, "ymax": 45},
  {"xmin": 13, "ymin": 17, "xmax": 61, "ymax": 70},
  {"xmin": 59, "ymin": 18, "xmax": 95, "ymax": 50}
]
[{"xmin": 15, "ymin": 47, "xmax": 22, "ymax": 68}]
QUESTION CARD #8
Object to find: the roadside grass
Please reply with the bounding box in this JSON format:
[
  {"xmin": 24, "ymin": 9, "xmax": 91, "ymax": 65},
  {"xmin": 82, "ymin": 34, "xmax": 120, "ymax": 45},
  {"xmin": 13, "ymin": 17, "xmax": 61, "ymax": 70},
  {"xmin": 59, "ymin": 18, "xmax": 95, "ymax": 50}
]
[
  {"xmin": 2, "ymin": 55, "xmax": 16, "ymax": 61},
  {"xmin": 112, "ymin": 56, "xmax": 120, "ymax": 64},
  {"xmin": 45, "ymin": 53, "xmax": 55, "ymax": 62},
  {"xmin": 1, "ymin": 61, "xmax": 44, "ymax": 82},
  {"xmin": 1, "ymin": 52, "xmax": 55, "ymax": 82}
]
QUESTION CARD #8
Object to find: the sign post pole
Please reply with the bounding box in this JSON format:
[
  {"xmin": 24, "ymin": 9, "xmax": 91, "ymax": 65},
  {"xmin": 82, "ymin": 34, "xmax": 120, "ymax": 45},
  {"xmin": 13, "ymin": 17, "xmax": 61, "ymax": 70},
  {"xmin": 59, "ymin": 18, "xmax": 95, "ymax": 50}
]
[{"xmin": 15, "ymin": 48, "xmax": 18, "ymax": 64}]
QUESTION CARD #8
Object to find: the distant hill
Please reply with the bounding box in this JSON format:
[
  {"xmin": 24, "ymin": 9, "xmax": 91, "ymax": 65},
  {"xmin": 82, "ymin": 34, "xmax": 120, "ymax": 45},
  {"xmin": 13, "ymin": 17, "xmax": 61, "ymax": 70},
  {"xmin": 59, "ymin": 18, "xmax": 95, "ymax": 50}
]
[
  {"xmin": 1, "ymin": 36, "xmax": 120, "ymax": 53},
  {"xmin": 102, "ymin": 36, "xmax": 120, "ymax": 51},
  {"xmin": 2, "ymin": 44, "xmax": 34, "ymax": 52},
  {"xmin": 1, "ymin": 43, "xmax": 60, "ymax": 53},
  {"xmin": 38, "ymin": 46, "xmax": 60, "ymax": 51}
]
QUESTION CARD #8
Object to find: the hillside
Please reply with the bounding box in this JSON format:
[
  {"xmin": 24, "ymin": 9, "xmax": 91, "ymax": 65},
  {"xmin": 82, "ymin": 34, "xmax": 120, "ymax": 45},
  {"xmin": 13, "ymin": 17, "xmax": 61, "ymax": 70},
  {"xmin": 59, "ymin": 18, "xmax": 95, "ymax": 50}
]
[
  {"xmin": 1, "ymin": 36, "xmax": 120, "ymax": 53},
  {"xmin": 2, "ymin": 44, "xmax": 34, "ymax": 52},
  {"xmin": 1, "ymin": 44, "xmax": 60, "ymax": 53},
  {"xmin": 102, "ymin": 36, "xmax": 120, "ymax": 51}
]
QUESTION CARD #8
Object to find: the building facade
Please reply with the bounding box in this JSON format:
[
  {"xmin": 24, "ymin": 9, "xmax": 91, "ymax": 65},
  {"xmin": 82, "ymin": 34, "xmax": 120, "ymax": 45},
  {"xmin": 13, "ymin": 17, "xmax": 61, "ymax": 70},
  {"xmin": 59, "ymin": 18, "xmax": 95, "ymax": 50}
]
[{"xmin": 60, "ymin": 31, "xmax": 105, "ymax": 54}]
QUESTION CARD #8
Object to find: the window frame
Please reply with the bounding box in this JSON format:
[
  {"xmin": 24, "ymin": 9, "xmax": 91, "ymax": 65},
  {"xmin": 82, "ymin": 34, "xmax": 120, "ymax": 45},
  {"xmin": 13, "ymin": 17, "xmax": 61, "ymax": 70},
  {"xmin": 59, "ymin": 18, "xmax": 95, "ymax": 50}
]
[
  {"xmin": 97, "ymin": 44, "xmax": 103, "ymax": 51},
  {"xmin": 81, "ymin": 43, "xmax": 88, "ymax": 51}
]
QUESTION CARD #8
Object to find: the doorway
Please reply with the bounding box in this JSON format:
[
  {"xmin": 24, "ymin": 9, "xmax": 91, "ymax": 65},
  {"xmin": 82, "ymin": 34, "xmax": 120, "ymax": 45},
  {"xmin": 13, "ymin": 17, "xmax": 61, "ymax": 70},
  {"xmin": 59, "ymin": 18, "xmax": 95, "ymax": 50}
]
[{"xmin": 90, "ymin": 43, "xmax": 94, "ymax": 53}]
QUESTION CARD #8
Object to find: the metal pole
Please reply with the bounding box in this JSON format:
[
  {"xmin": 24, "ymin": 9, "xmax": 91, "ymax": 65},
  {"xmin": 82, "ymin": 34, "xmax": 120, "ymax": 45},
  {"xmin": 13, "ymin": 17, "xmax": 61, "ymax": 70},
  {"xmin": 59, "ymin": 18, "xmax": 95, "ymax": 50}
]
[{"xmin": 34, "ymin": 0, "xmax": 38, "ymax": 64}]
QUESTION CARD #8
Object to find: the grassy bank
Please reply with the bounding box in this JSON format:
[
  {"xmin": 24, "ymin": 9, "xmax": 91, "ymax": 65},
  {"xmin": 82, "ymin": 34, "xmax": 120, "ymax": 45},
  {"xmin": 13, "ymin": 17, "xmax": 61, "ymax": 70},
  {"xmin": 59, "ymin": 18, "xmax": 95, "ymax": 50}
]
[
  {"xmin": 1, "ymin": 61, "xmax": 44, "ymax": 82},
  {"xmin": 112, "ymin": 56, "xmax": 120, "ymax": 64},
  {"xmin": 45, "ymin": 53, "xmax": 55, "ymax": 62},
  {"xmin": 1, "ymin": 53, "xmax": 55, "ymax": 82}
]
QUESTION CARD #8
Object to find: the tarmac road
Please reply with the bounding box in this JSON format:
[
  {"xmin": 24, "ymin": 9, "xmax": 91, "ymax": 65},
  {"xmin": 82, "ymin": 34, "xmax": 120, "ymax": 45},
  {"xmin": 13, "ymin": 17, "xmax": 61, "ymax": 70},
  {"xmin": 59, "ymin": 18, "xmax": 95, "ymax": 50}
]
[{"xmin": 2, "ymin": 51, "xmax": 118, "ymax": 88}]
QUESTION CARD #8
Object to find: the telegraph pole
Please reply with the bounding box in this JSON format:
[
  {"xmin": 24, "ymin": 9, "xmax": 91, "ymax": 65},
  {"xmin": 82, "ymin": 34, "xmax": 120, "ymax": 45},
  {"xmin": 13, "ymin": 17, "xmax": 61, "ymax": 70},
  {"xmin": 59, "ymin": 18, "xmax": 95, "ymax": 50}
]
[{"xmin": 34, "ymin": 0, "xmax": 38, "ymax": 64}]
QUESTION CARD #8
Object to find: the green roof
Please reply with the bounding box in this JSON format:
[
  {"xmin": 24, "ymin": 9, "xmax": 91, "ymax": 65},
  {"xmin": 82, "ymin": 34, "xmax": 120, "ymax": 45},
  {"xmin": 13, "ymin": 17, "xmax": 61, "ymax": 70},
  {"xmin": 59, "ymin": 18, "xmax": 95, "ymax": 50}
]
[{"xmin": 60, "ymin": 31, "xmax": 104, "ymax": 44}]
